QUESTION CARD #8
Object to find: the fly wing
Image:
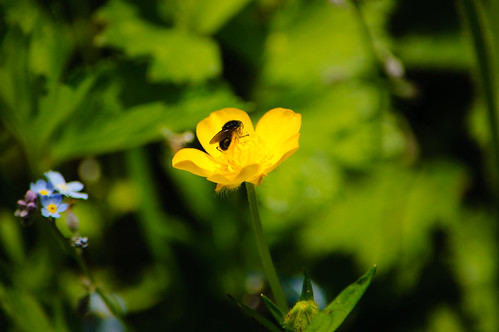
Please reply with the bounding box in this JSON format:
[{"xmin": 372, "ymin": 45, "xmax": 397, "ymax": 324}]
[{"xmin": 209, "ymin": 130, "xmax": 230, "ymax": 144}]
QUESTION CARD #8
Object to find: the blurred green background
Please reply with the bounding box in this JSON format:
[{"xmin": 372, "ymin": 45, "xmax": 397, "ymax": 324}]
[{"xmin": 1, "ymin": 0, "xmax": 498, "ymax": 331}]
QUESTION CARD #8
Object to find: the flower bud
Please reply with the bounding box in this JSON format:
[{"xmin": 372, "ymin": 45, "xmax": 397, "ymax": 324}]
[
  {"xmin": 72, "ymin": 236, "xmax": 88, "ymax": 248},
  {"xmin": 14, "ymin": 190, "xmax": 40, "ymax": 226},
  {"xmin": 283, "ymin": 300, "xmax": 319, "ymax": 332},
  {"xmin": 66, "ymin": 210, "xmax": 79, "ymax": 233},
  {"xmin": 25, "ymin": 190, "xmax": 37, "ymax": 202}
]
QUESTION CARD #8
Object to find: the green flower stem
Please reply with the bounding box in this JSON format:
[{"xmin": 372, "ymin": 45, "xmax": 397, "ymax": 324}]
[
  {"xmin": 459, "ymin": 0, "xmax": 499, "ymax": 196},
  {"xmin": 47, "ymin": 219, "xmax": 131, "ymax": 330},
  {"xmin": 245, "ymin": 182, "xmax": 288, "ymax": 313}
]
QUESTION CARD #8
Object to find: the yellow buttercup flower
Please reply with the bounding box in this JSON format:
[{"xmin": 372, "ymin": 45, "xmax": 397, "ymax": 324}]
[{"xmin": 172, "ymin": 107, "xmax": 301, "ymax": 191}]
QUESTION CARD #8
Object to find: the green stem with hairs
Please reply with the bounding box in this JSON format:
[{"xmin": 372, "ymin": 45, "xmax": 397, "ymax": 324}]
[
  {"xmin": 245, "ymin": 182, "xmax": 288, "ymax": 313},
  {"xmin": 47, "ymin": 219, "xmax": 131, "ymax": 330}
]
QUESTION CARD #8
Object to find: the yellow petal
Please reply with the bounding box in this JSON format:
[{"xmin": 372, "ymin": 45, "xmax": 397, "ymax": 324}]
[
  {"xmin": 207, "ymin": 164, "xmax": 261, "ymax": 187},
  {"xmin": 256, "ymin": 108, "xmax": 301, "ymax": 168},
  {"xmin": 172, "ymin": 148, "xmax": 220, "ymax": 177},
  {"xmin": 255, "ymin": 108, "xmax": 301, "ymax": 154},
  {"xmin": 263, "ymin": 133, "xmax": 300, "ymax": 174},
  {"xmin": 197, "ymin": 108, "xmax": 255, "ymax": 158}
]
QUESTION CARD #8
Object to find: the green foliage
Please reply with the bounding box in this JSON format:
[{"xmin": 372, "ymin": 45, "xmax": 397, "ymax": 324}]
[
  {"xmin": 95, "ymin": 0, "xmax": 222, "ymax": 84},
  {"xmin": 0, "ymin": 0, "xmax": 498, "ymax": 331},
  {"xmin": 306, "ymin": 266, "xmax": 376, "ymax": 332},
  {"xmin": 158, "ymin": 0, "xmax": 253, "ymax": 35},
  {"xmin": 261, "ymin": 294, "xmax": 286, "ymax": 328},
  {"xmin": 259, "ymin": 268, "xmax": 374, "ymax": 332},
  {"xmin": 0, "ymin": 287, "xmax": 55, "ymax": 332},
  {"xmin": 297, "ymin": 162, "xmax": 466, "ymax": 287}
]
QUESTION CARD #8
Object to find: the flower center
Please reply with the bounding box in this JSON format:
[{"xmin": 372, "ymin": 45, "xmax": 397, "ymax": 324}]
[
  {"xmin": 39, "ymin": 190, "xmax": 48, "ymax": 195},
  {"xmin": 48, "ymin": 204, "xmax": 58, "ymax": 213},
  {"xmin": 57, "ymin": 184, "xmax": 68, "ymax": 191},
  {"xmin": 218, "ymin": 134, "xmax": 274, "ymax": 173}
]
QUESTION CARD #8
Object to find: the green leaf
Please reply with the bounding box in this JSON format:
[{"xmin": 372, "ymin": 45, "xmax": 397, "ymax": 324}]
[
  {"xmin": 35, "ymin": 73, "xmax": 97, "ymax": 148},
  {"xmin": 300, "ymin": 271, "xmax": 314, "ymax": 302},
  {"xmin": 95, "ymin": 0, "xmax": 221, "ymax": 84},
  {"xmin": 0, "ymin": 212, "xmax": 26, "ymax": 264},
  {"xmin": 126, "ymin": 147, "xmax": 191, "ymax": 260},
  {"xmin": 28, "ymin": 14, "xmax": 74, "ymax": 82},
  {"xmin": 227, "ymin": 294, "xmax": 282, "ymax": 332},
  {"xmin": 51, "ymin": 101, "xmax": 168, "ymax": 162},
  {"xmin": 158, "ymin": 0, "xmax": 252, "ymax": 35},
  {"xmin": 0, "ymin": 27, "xmax": 35, "ymax": 135},
  {"xmin": 46, "ymin": 78, "xmax": 242, "ymax": 163},
  {"xmin": 0, "ymin": 287, "xmax": 55, "ymax": 332},
  {"xmin": 261, "ymin": 294, "xmax": 286, "ymax": 327},
  {"xmin": 306, "ymin": 266, "xmax": 376, "ymax": 332}
]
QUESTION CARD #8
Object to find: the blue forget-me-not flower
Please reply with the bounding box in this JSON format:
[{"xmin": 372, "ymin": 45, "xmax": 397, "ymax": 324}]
[
  {"xmin": 30, "ymin": 179, "xmax": 54, "ymax": 196},
  {"xmin": 45, "ymin": 171, "xmax": 88, "ymax": 200},
  {"xmin": 41, "ymin": 194, "xmax": 68, "ymax": 218}
]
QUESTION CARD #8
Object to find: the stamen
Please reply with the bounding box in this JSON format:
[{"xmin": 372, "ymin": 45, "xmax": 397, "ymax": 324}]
[
  {"xmin": 48, "ymin": 204, "xmax": 57, "ymax": 213},
  {"xmin": 218, "ymin": 134, "xmax": 274, "ymax": 174}
]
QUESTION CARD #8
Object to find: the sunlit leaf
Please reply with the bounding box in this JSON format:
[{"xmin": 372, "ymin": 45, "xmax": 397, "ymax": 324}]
[
  {"xmin": 394, "ymin": 34, "xmax": 471, "ymax": 70},
  {"xmin": 28, "ymin": 15, "xmax": 74, "ymax": 82},
  {"xmin": 35, "ymin": 74, "xmax": 97, "ymax": 148},
  {"xmin": 52, "ymin": 102, "xmax": 168, "ymax": 162},
  {"xmin": 306, "ymin": 266, "xmax": 376, "ymax": 332},
  {"xmin": 260, "ymin": 0, "xmax": 393, "ymax": 86},
  {"xmin": 95, "ymin": 0, "xmax": 221, "ymax": 84},
  {"xmin": 448, "ymin": 210, "xmax": 499, "ymax": 331},
  {"xmin": 298, "ymin": 162, "xmax": 467, "ymax": 288},
  {"xmin": 49, "ymin": 82, "xmax": 242, "ymax": 163},
  {"xmin": 158, "ymin": 0, "xmax": 252, "ymax": 35}
]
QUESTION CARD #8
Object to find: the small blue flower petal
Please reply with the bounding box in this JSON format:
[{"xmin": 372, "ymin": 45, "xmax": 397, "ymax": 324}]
[
  {"xmin": 41, "ymin": 208, "xmax": 51, "ymax": 218},
  {"xmin": 40, "ymin": 194, "xmax": 67, "ymax": 219},
  {"xmin": 67, "ymin": 182, "xmax": 84, "ymax": 192},
  {"xmin": 30, "ymin": 179, "xmax": 54, "ymax": 196},
  {"xmin": 59, "ymin": 203, "xmax": 69, "ymax": 213},
  {"xmin": 42, "ymin": 194, "xmax": 63, "ymax": 206},
  {"xmin": 45, "ymin": 171, "xmax": 66, "ymax": 187},
  {"xmin": 68, "ymin": 191, "xmax": 89, "ymax": 200},
  {"xmin": 44, "ymin": 170, "xmax": 88, "ymax": 200}
]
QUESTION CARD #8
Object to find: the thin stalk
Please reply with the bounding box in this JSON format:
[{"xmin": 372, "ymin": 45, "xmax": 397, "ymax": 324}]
[
  {"xmin": 350, "ymin": 0, "xmax": 391, "ymax": 159},
  {"xmin": 47, "ymin": 219, "xmax": 131, "ymax": 330},
  {"xmin": 245, "ymin": 182, "xmax": 288, "ymax": 312},
  {"xmin": 459, "ymin": 0, "xmax": 499, "ymax": 196},
  {"xmin": 350, "ymin": 0, "xmax": 383, "ymax": 76}
]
